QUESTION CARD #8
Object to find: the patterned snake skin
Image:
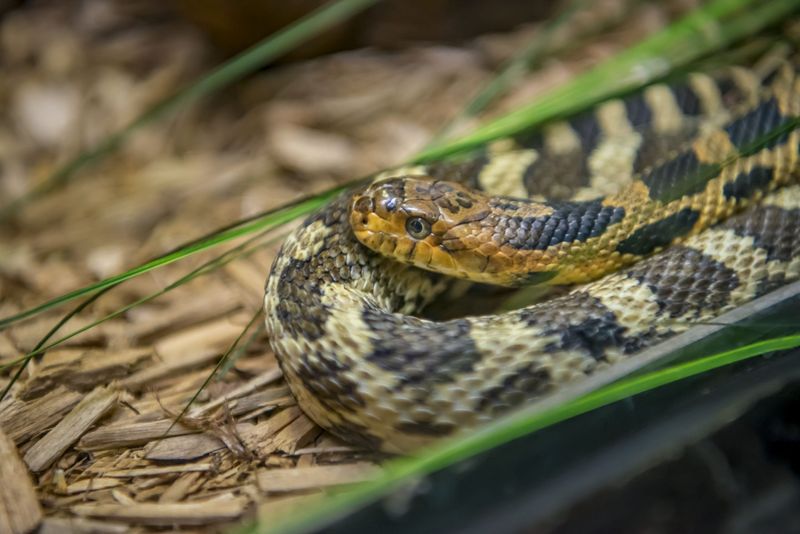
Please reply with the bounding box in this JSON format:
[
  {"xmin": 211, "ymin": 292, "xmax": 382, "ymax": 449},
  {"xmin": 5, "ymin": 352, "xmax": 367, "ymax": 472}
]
[{"xmin": 264, "ymin": 61, "xmax": 800, "ymax": 453}]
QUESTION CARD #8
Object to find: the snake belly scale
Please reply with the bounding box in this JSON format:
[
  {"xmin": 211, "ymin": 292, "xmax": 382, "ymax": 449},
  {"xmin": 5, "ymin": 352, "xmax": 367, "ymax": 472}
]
[{"xmin": 264, "ymin": 61, "xmax": 800, "ymax": 453}]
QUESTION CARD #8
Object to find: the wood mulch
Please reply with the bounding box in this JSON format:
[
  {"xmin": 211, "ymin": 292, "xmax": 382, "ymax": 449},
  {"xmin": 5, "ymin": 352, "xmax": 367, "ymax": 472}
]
[{"xmin": 0, "ymin": 1, "xmax": 695, "ymax": 531}]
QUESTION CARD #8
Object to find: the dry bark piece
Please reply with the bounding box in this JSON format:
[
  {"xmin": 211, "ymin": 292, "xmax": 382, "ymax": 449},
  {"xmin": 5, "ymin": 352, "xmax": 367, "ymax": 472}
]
[
  {"xmin": 71, "ymin": 497, "xmax": 249, "ymax": 526},
  {"xmin": 144, "ymin": 431, "xmax": 229, "ymax": 461},
  {"xmin": 158, "ymin": 472, "xmax": 202, "ymax": 503},
  {"xmin": 60, "ymin": 477, "xmax": 123, "ymax": 495},
  {"xmin": 262, "ymin": 414, "xmax": 320, "ymax": 455},
  {"xmin": 24, "ymin": 385, "xmax": 119, "ymax": 472},
  {"xmin": 78, "ymin": 418, "xmax": 196, "ymax": 451},
  {"xmin": 191, "ymin": 366, "xmax": 283, "ymax": 416},
  {"xmin": 0, "ymin": 427, "xmax": 42, "ymax": 534},
  {"xmin": 0, "ymin": 385, "xmax": 83, "ymax": 443},
  {"xmin": 101, "ymin": 462, "xmax": 214, "ymax": 478},
  {"xmin": 242, "ymin": 406, "xmax": 303, "ymax": 453},
  {"xmin": 39, "ymin": 517, "xmax": 129, "ymax": 534},
  {"xmin": 21, "ymin": 348, "xmax": 150, "ymax": 398},
  {"xmin": 257, "ymin": 463, "xmax": 380, "ymax": 494}
]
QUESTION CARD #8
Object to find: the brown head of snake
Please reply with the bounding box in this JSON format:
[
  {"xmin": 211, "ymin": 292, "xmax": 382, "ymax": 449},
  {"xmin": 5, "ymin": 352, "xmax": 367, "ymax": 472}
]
[{"xmin": 349, "ymin": 177, "xmax": 527, "ymax": 285}]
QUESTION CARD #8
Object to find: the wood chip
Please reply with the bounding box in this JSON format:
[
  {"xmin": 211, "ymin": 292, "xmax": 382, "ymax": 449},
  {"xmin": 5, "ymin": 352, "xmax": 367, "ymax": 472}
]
[
  {"xmin": 0, "ymin": 427, "xmax": 42, "ymax": 534},
  {"xmin": 0, "ymin": 385, "xmax": 83, "ymax": 443},
  {"xmin": 262, "ymin": 414, "xmax": 320, "ymax": 455},
  {"xmin": 39, "ymin": 517, "xmax": 129, "ymax": 534},
  {"xmin": 223, "ymin": 260, "xmax": 270, "ymax": 308},
  {"xmin": 78, "ymin": 418, "xmax": 196, "ymax": 451},
  {"xmin": 257, "ymin": 463, "xmax": 380, "ymax": 494},
  {"xmin": 60, "ymin": 477, "xmax": 123, "ymax": 495},
  {"xmin": 144, "ymin": 431, "xmax": 228, "ymax": 462},
  {"xmin": 191, "ymin": 367, "xmax": 283, "ymax": 416},
  {"xmin": 242, "ymin": 406, "xmax": 302, "ymax": 454},
  {"xmin": 21, "ymin": 348, "xmax": 150, "ymax": 398},
  {"xmin": 101, "ymin": 462, "xmax": 213, "ymax": 478},
  {"xmin": 24, "ymin": 385, "xmax": 119, "ymax": 472},
  {"xmin": 71, "ymin": 497, "xmax": 248, "ymax": 525},
  {"xmin": 125, "ymin": 287, "xmax": 240, "ymax": 342},
  {"xmin": 158, "ymin": 472, "xmax": 201, "ymax": 503}
]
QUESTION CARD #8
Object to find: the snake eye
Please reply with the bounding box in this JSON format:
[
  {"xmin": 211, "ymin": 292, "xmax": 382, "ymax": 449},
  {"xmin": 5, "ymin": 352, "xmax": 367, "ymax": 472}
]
[{"xmin": 405, "ymin": 217, "xmax": 432, "ymax": 239}]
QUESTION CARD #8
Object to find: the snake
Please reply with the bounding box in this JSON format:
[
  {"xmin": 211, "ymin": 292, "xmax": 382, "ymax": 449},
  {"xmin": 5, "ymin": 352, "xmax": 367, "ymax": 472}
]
[{"xmin": 263, "ymin": 60, "xmax": 800, "ymax": 453}]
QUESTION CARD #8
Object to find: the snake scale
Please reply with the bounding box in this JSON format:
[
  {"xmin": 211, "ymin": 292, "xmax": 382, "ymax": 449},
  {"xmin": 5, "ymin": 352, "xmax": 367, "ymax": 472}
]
[{"xmin": 264, "ymin": 60, "xmax": 800, "ymax": 453}]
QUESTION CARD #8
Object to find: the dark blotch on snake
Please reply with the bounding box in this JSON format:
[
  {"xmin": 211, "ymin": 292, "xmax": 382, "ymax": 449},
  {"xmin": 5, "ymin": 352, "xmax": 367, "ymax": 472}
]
[
  {"xmin": 723, "ymin": 166, "xmax": 775, "ymax": 201},
  {"xmin": 616, "ymin": 208, "xmax": 700, "ymax": 256},
  {"xmin": 363, "ymin": 309, "xmax": 481, "ymax": 387},
  {"xmin": 724, "ymin": 97, "xmax": 792, "ymax": 155},
  {"xmin": 395, "ymin": 421, "xmax": 457, "ymax": 437},
  {"xmin": 475, "ymin": 362, "xmax": 552, "ymax": 415},
  {"xmin": 500, "ymin": 199, "xmax": 625, "ymax": 250},
  {"xmin": 626, "ymin": 246, "xmax": 739, "ymax": 318},
  {"xmin": 623, "ymin": 92, "xmax": 653, "ymax": 128},
  {"xmin": 518, "ymin": 292, "xmax": 647, "ymax": 358},
  {"xmin": 641, "ymin": 150, "xmax": 721, "ymax": 203},
  {"xmin": 671, "ymin": 82, "xmax": 703, "ymax": 116},
  {"xmin": 725, "ymin": 205, "xmax": 800, "ymax": 262}
]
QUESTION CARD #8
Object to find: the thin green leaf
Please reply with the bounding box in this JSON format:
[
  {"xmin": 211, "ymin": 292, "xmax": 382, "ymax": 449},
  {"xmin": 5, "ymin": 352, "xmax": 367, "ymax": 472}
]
[
  {"xmin": 0, "ymin": 187, "xmax": 342, "ymax": 329},
  {"xmin": 0, "ymin": 228, "xmax": 278, "ymax": 373}
]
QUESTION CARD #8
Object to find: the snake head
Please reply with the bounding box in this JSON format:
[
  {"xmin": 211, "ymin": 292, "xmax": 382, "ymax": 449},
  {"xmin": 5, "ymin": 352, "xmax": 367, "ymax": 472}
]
[{"xmin": 350, "ymin": 177, "xmax": 499, "ymax": 280}]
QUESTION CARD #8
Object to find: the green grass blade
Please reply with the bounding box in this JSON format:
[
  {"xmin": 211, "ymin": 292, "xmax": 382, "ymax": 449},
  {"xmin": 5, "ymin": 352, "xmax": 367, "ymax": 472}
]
[
  {"xmin": 0, "ymin": 0, "xmax": 379, "ymax": 220},
  {"xmin": 254, "ymin": 333, "xmax": 800, "ymax": 534},
  {"xmin": 0, "ymin": 187, "xmax": 342, "ymax": 329},
  {"xmin": 414, "ymin": 0, "xmax": 800, "ymax": 162},
  {"xmin": 0, "ymin": 229, "xmax": 278, "ymax": 373}
]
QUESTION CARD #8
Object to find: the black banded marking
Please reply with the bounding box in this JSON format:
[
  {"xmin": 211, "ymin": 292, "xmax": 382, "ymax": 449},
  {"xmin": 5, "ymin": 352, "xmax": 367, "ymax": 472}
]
[
  {"xmin": 363, "ymin": 311, "xmax": 480, "ymax": 388},
  {"xmin": 498, "ymin": 199, "xmax": 625, "ymax": 250},
  {"xmin": 723, "ymin": 166, "xmax": 775, "ymax": 201},
  {"xmin": 716, "ymin": 75, "xmax": 755, "ymax": 109},
  {"xmin": 641, "ymin": 150, "xmax": 721, "ymax": 203},
  {"xmin": 474, "ymin": 362, "xmax": 552, "ymax": 415},
  {"xmin": 521, "ymin": 151, "xmax": 593, "ymax": 200},
  {"xmin": 616, "ymin": 208, "xmax": 700, "ymax": 256},
  {"xmin": 670, "ymin": 83, "xmax": 703, "ymax": 117},
  {"xmin": 568, "ymin": 113, "xmax": 603, "ymax": 154},
  {"xmin": 724, "ymin": 97, "xmax": 793, "ymax": 155},
  {"xmin": 297, "ymin": 350, "xmax": 365, "ymax": 413},
  {"xmin": 632, "ymin": 127, "xmax": 700, "ymax": 176},
  {"xmin": 725, "ymin": 205, "xmax": 800, "ymax": 262},
  {"xmin": 627, "ymin": 246, "xmax": 739, "ymax": 318},
  {"xmin": 395, "ymin": 421, "xmax": 457, "ymax": 437},
  {"xmin": 518, "ymin": 292, "xmax": 648, "ymax": 358},
  {"xmin": 623, "ymin": 92, "xmax": 653, "ymax": 128}
]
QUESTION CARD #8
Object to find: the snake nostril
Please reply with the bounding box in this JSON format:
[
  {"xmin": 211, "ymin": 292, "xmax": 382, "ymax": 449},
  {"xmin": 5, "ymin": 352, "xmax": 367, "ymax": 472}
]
[{"xmin": 353, "ymin": 197, "xmax": 374, "ymax": 214}]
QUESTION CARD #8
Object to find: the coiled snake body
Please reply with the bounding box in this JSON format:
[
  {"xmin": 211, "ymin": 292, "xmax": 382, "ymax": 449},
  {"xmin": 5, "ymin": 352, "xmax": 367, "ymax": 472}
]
[{"xmin": 264, "ymin": 62, "xmax": 800, "ymax": 452}]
